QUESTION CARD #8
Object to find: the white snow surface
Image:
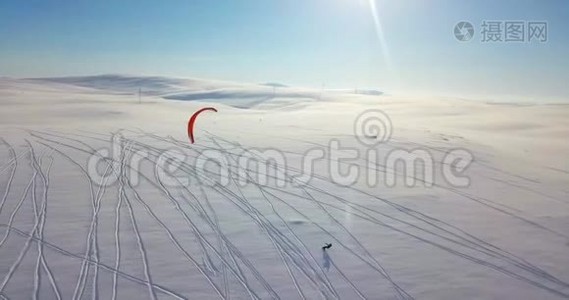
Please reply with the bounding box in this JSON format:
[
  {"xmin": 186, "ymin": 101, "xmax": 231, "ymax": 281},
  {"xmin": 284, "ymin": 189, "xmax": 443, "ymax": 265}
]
[{"xmin": 0, "ymin": 75, "xmax": 568, "ymax": 299}]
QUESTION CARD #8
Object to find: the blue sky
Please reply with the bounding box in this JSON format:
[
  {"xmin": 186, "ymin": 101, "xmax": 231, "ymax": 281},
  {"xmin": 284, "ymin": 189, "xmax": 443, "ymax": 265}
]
[{"xmin": 1, "ymin": 0, "xmax": 568, "ymax": 101}]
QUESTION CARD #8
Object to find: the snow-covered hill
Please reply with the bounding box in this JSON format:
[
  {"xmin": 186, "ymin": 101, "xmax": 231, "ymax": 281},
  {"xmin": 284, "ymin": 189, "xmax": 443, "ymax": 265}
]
[{"xmin": 0, "ymin": 75, "xmax": 568, "ymax": 299}]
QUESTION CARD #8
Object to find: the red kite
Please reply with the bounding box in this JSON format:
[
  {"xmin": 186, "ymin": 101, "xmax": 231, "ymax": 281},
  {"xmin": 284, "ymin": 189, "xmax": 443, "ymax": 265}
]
[{"xmin": 187, "ymin": 107, "xmax": 217, "ymax": 144}]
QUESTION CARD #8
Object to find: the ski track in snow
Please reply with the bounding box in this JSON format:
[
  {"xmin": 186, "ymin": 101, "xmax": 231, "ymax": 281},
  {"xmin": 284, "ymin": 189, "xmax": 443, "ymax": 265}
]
[{"xmin": 0, "ymin": 129, "xmax": 568, "ymax": 299}]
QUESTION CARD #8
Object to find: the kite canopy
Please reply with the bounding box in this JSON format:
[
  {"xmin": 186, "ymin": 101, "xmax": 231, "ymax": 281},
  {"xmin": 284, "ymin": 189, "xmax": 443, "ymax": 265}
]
[{"xmin": 187, "ymin": 107, "xmax": 217, "ymax": 144}]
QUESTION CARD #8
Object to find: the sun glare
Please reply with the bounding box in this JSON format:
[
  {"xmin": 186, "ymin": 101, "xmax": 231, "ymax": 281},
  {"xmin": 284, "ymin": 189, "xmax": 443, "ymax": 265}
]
[{"xmin": 368, "ymin": 0, "xmax": 392, "ymax": 70}]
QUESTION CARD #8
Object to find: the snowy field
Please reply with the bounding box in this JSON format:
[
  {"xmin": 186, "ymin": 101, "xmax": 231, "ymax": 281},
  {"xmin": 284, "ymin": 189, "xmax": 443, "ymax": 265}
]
[{"xmin": 0, "ymin": 75, "xmax": 568, "ymax": 299}]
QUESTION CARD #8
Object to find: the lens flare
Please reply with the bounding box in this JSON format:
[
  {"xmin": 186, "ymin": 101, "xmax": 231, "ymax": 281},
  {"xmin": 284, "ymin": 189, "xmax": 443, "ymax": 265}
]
[{"xmin": 368, "ymin": 0, "xmax": 392, "ymax": 70}]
